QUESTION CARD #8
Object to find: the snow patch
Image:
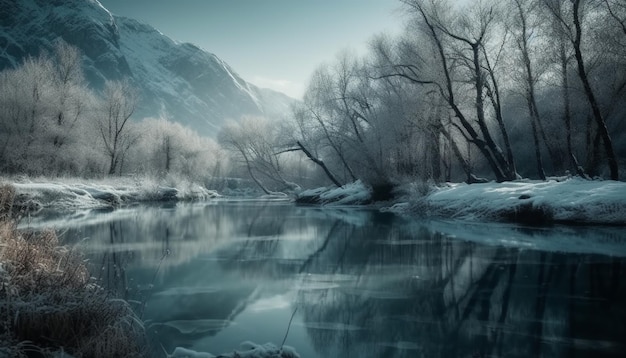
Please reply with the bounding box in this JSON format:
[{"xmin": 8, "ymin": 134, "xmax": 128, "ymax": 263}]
[{"xmin": 296, "ymin": 181, "xmax": 371, "ymax": 206}]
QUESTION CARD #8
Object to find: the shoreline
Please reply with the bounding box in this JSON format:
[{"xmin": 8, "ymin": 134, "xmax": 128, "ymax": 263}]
[
  {"xmin": 0, "ymin": 184, "xmax": 149, "ymax": 357},
  {"xmin": 296, "ymin": 178, "xmax": 626, "ymax": 226},
  {"xmin": 5, "ymin": 177, "xmax": 219, "ymax": 215},
  {"xmin": 6, "ymin": 176, "xmax": 626, "ymax": 226}
]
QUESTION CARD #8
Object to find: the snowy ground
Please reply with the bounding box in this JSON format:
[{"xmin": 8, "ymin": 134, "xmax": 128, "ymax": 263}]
[
  {"xmin": 296, "ymin": 180, "xmax": 372, "ymax": 205},
  {"xmin": 3, "ymin": 176, "xmax": 219, "ymax": 213},
  {"xmin": 295, "ymin": 177, "xmax": 626, "ymax": 225},
  {"xmin": 388, "ymin": 178, "xmax": 626, "ymax": 225}
]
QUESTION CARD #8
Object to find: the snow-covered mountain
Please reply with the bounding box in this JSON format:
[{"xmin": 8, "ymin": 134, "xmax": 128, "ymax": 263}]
[{"xmin": 0, "ymin": 0, "xmax": 294, "ymax": 137}]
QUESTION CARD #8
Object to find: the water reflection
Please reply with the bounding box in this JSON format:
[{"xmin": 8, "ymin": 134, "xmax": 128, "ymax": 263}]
[{"xmin": 38, "ymin": 200, "xmax": 626, "ymax": 358}]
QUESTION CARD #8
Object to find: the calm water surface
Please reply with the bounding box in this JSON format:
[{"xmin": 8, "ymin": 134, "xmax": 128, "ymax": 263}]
[{"xmin": 32, "ymin": 200, "xmax": 626, "ymax": 357}]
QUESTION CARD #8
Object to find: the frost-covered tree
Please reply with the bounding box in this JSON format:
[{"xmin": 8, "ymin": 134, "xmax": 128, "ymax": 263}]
[
  {"xmin": 49, "ymin": 40, "xmax": 86, "ymax": 149},
  {"xmin": 370, "ymin": 32, "xmax": 470, "ymax": 182},
  {"xmin": 508, "ymin": 0, "xmax": 553, "ymax": 179},
  {"xmin": 543, "ymin": 0, "xmax": 619, "ymax": 180},
  {"xmin": 0, "ymin": 42, "xmax": 226, "ymax": 182},
  {"xmin": 397, "ymin": 0, "xmax": 518, "ymax": 182},
  {"xmin": 130, "ymin": 117, "xmax": 223, "ymax": 182},
  {"xmin": 285, "ymin": 104, "xmax": 344, "ymax": 187},
  {"xmin": 97, "ymin": 79, "xmax": 138, "ymax": 175},
  {"xmin": 219, "ymin": 116, "xmax": 299, "ymax": 194},
  {"xmin": 0, "ymin": 41, "xmax": 101, "ymax": 175},
  {"xmin": 293, "ymin": 49, "xmax": 429, "ymax": 192},
  {"xmin": 0, "ymin": 55, "xmax": 54, "ymax": 171}
]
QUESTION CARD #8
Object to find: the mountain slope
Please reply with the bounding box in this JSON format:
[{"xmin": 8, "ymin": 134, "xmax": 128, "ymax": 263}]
[{"xmin": 0, "ymin": 0, "xmax": 294, "ymax": 137}]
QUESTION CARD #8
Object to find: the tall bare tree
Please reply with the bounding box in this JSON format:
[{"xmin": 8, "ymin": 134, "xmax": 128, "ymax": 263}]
[
  {"xmin": 98, "ymin": 79, "xmax": 138, "ymax": 175},
  {"xmin": 51, "ymin": 39, "xmax": 85, "ymax": 147},
  {"xmin": 219, "ymin": 117, "xmax": 298, "ymax": 194},
  {"xmin": 510, "ymin": 0, "xmax": 548, "ymax": 179},
  {"xmin": 544, "ymin": 0, "xmax": 619, "ymax": 180},
  {"xmin": 400, "ymin": 0, "xmax": 518, "ymax": 181}
]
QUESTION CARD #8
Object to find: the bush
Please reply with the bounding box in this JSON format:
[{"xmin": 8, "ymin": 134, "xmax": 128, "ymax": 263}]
[{"xmin": 0, "ymin": 184, "xmax": 148, "ymax": 357}]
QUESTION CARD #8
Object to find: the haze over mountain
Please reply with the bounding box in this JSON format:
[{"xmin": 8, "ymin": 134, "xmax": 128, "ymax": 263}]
[{"xmin": 0, "ymin": 0, "xmax": 294, "ymax": 137}]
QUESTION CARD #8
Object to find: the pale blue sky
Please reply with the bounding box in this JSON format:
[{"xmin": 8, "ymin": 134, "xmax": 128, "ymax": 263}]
[{"xmin": 98, "ymin": 0, "xmax": 404, "ymax": 98}]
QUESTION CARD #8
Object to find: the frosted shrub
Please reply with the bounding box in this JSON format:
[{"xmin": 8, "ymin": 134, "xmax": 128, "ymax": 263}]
[
  {"xmin": 0, "ymin": 184, "xmax": 148, "ymax": 357},
  {"xmin": 126, "ymin": 117, "xmax": 223, "ymax": 183}
]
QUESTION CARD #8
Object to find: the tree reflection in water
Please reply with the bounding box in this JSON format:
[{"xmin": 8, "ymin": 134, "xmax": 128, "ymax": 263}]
[
  {"xmin": 290, "ymin": 218, "xmax": 625, "ymax": 358},
  {"xmin": 46, "ymin": 202, "xmax": 625, "ymax": 358}
]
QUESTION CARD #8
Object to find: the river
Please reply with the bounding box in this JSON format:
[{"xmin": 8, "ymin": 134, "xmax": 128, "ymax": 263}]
[{"xmin": 27, "ymin": 199, "xmax": 626, "ymax": 357}]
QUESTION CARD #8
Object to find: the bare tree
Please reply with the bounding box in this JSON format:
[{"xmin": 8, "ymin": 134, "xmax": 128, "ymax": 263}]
[
  {"xmin": 299, "ymin": 65, "xmax": 359, "ymax": 182},
  {"xmin": 128, "ymin": 116, "xmax": 222, "ymax": 181},
  {"xmin": 297, "ymin": 47, "xmax": 431, "ymax": 189},
  {"xmin": 543, "ymin": 0, "xmax": 587, "ymax": 176},
  {"xmin": 98, "ymin": 79, "xmax": 138, "ymax": 175},
  {"xmin": 0, "ymin": 42, "xmax": 105, "ymax": 175},
  {"xmin": 510, "ymin": 0, "xmax": 548, "ymax": 179},
  {"xmin": 50, "ymin": 39, "xmax": 85, "ymax": 149},
  {"xmin": 399, "ymin": 0, "xmax": 518, "ymax": 181},
  {"xmin": 544, "ymin": 0, "xmax": 619, "ymax": 180},
  {"xmin": 287, "ymin": 104, "xmax": 344, "ymax": 187},
  {"xmin": 219, "ymin": 117, "xmax": 298, "ymax": 194},
  {"xmin": 370, "ymin": 33, "xmax": 468, "ymax": 182}
]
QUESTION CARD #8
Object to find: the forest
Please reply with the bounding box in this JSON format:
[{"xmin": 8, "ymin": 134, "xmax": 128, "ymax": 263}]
[
  {"xmin": 221, "ymin": 0, "xmax": 626, "ymax": 194},
  {"xmin": 1, "ymin": 0, "xmax": 625, "ymax": 194}
]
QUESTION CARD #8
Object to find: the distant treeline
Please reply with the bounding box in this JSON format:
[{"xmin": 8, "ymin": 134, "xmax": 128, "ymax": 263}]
[{"xmin": 0, "ymin": 40, "xmax": 222, "ymax": 181}]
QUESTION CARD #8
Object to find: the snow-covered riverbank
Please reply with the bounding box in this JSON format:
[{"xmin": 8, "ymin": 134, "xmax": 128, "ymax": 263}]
[
  {"xmin": 296, "ymin": 178, "xmax": 626, "ymax": 226},
  {"xmin": 389, "ymin": 178, "xmax": 626, "ymax": 225},
  {"xmin": 3, "ymin": 177, "xmax": 219, "ymax": 213},
  {"xmin": 6, "ymin": 176, "xmax": 626, "ymax": 226}
]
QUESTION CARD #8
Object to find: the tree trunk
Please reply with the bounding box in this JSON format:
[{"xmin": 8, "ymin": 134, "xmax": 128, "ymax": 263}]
[
  {"xmin": 514, "ymin": 1, "xmax": 547, "ymax": 179},
  {"xmin": 572, "ymin": 0, "xmax": 619, "ymax": 180},
  {"xmin": 409, "ymin": 1, "xmax": 517, "ymax": 181},
  {"xmin": 471, "ymin": 44, "xmax": 515, "ymax": 181},
  {"xmin": 483, "ymin": 50, "xmax": 516, "ymax": 177},
  {"xmin": 242, "ymin": 152, "xmax": 270, "ymax": 195},
  {"xmin": 523, "ymin": 40, "xmax": 559, "ymax": 175},
  {"xmin": 587, "ymin": 130, "xmax": 603, "ymax": 177},
  {"xmin": 108, "ymin": 154, "xmax": 117, "ymax": 175},
  {"xmin": 440, "ymin": 124, "xmax": 472, "ymax": 180},
  {"xmin": 164, "ymin": 137, "xmax": 170, "ymax": 172},
  {"xmin": 560, "ymin": 40, "xmax": 585, "ymax": 177},
  {"xmin": 528, "ymin": 97, "xmax": 547, "ymax": 180},
  {"xmin": 312, "ymin": 111, "xmax": 358, "ymax": 181},
  {"xmin": 296, "ymin": 141, "xmax": 343, "ymax": 187},
  {"xmin": 430, "ymin": 131, "xmax": 442, "ymax": 182}
]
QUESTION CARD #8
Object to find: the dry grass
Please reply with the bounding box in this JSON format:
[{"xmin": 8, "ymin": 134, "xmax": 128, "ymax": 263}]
[
  {"xmin": 0, "ymin": 184, "xmax": 148, "ymax": 357},
  {"xmin": 0, "ymin": 184, "xmax": 14, "ymax": 220}
]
